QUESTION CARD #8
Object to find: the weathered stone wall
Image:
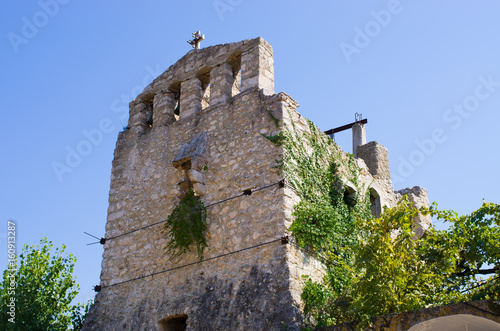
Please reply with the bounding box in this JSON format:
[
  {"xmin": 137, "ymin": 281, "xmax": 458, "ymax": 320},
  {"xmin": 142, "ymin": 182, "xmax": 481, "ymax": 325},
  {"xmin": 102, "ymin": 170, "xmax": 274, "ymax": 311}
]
[
  {"xmin": 85, "ymin": 90, "xmax": 301, "ymax": 330},
  {"xmin": 83, "ymin": 38, "xmax": 325, "ymax": 331},
  {"xmin": 357, "ymin": 141, "xmax": 431, "ymax": 234},
  {"xmin": 84, "ymin": 37, "xmax": 432, "ymax": 331}
]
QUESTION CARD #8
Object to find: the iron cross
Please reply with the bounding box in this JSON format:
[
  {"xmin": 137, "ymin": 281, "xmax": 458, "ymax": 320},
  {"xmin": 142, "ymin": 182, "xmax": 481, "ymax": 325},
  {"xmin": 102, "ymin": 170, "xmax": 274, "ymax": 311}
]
[{"xmin": 188, "ymin": 31, "xmax": 205, "ymax": 50}]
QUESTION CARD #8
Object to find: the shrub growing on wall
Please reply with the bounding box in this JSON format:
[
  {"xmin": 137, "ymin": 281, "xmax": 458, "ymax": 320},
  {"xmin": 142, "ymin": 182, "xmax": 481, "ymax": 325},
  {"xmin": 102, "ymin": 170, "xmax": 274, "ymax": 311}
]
[{"xmin": 163, "ymin": 189, "xmax": 208, "ymax": 260}]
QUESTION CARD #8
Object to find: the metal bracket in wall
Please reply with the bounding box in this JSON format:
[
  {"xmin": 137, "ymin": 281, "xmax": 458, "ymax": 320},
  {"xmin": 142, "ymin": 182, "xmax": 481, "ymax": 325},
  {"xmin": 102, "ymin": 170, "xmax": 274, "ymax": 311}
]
[
  {"xmin": 85, "ymin": 231, "xmax": 106, "ymax": 246},
  {"xmin": 242, "ymin": 189, "xmax": 252, "ymax": 196}
]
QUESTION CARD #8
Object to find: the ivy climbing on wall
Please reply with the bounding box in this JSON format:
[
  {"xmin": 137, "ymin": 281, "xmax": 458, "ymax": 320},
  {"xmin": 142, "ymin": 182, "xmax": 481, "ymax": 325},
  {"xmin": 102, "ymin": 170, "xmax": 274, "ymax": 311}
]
[
  {"xmin": 262, "ymin": 108, "xmax": 372, "ymax": 327},
  {"xmin": 162, "ymin": 189, "xmax": 208, "ymax": 260},
  {"xmin": 263, "ymin": 109, "xmax": 372, "ymax": 258},
  {"xmin": 282, "ymin": 113, "xmax": 372, "ymax": 303},
  {"xmin": 262, "ymin": 109, "xmax": 500, "ymax": 329}
]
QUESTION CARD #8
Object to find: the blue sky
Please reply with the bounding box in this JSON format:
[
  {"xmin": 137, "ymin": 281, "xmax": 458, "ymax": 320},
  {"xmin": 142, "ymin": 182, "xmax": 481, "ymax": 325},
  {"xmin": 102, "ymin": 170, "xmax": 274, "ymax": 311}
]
[{"xmin": 1, "ymin": 1, "xmax": 499, "ymax": 305}]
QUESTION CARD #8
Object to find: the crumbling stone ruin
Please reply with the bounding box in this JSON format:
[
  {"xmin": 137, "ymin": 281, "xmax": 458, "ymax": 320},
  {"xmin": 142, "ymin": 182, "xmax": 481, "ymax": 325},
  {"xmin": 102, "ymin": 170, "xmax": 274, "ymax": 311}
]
[{"xmin": 82, "ymin": 37, "xmax": 430, "ymax": 331}]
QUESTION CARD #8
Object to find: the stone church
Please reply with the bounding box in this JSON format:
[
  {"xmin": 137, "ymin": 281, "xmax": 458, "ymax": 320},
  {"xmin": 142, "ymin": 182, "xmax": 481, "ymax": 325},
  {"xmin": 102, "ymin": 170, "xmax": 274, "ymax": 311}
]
[{"xmin": 81, "ymin": 37, "xmax": 497, "ymax": 331}]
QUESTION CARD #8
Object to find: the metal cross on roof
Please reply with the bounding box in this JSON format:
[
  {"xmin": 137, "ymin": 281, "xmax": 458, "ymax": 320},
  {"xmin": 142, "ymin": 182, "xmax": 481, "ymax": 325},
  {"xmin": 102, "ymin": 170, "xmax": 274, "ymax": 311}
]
[{"xmin": 188, "ymin": 31, "xmax": 205, "ymax": 50}]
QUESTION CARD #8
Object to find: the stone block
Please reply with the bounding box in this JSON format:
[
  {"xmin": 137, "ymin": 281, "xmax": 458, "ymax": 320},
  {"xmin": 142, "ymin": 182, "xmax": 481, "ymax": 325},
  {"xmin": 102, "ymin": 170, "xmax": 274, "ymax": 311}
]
[
  {"xmin": 193, "ymin": 182, "xmax": 206, "ymax": 196},
  {"xmin": 172, "ymin": 132, "xmax": 208, "ymax": 171},
  {"xmin": 180, "ymin": 77, "xmax": 203, "ymax": 119},
  {"xmin": 128, "ymin": 102, "xmax": 150, "ymax": 129},
  {"xmin": 357, "ymin": 141, "xmax": 391, "ymax": 181},
  {"xmin": 241, "ymin": 42, "xmax": 274, "ymax": 95},
  {"xmin": 188, "ymin": 169, "xmax": 205, "ymax": 184},
  {"xmin": 396, "ymin": 186, "xmax": 432, "ymax": 237},
  {"xmin": 210, "ymin": 63, "xmax": 234, "ymax": 106},
  {"xmin": 153, "ymin": 92, "xmax": 176, "ymax": 127},
  {"xmin": 232, "ymin": 70, "xmax": 241, "ymax": 96}
]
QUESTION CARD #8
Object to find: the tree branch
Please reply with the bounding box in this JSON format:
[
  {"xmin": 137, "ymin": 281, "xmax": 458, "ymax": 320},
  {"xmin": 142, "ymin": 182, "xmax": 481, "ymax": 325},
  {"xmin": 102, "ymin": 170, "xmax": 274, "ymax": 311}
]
[{"xmin": 455, "ymin": 267, "xmax": 499, "ymax": 277}]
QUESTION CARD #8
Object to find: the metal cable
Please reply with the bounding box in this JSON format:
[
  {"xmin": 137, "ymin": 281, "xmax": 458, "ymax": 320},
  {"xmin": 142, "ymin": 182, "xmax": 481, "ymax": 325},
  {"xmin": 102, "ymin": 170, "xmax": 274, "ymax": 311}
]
[
  {"xmin": 96, "ymin": 238, "xmax": 283, "ymax": 291},
  {"xmin": 99, "ymin": 180, "xmax": 284, "ymax": 243}
]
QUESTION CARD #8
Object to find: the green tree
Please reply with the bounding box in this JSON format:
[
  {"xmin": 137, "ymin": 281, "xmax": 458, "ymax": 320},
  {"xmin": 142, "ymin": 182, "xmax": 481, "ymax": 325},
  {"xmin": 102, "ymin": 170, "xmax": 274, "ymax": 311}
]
[
  {"xmin": 0, "ymin": 238, "xmax": 90, "ymax": 330},
  {"xmin": 301, "ymin": 198, "xmax": 500, "ymax": 327}
]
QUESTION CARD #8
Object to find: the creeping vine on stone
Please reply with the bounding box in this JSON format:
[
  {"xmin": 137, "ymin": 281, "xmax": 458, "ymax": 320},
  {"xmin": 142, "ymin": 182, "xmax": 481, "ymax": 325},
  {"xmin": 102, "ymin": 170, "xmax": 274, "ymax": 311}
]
[
  {"xmin": 277, "ymin": 110, "xmax": 373, "ymax": 327},
  {"xmin": 260, "ymin": 131, "xmax": 285, "ymax": 146},
  {"xmin": 162, "ymin": 189, "xmax": 208, "ymax": 260},
  {"xmin": 278, "ymin": 110, "xmax": 371, "ymax": 255},
  {"xmin": 265, "ymin": 108, "xmax": 280, "ymax": 128},
  {"xmin": 260, "ymin": 108, "xmax": 284, "ymax": 147}
]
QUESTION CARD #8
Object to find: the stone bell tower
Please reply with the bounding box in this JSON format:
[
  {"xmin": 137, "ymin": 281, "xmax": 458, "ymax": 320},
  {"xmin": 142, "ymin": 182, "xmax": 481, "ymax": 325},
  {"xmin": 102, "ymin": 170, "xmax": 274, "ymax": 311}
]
[
  {"xmin": 82, "ymin": 36, "xmax": 431, "ymax": 331},
  {"xmin": 82, "ymin": 37, "xmax": 325, "ymax": 330}
]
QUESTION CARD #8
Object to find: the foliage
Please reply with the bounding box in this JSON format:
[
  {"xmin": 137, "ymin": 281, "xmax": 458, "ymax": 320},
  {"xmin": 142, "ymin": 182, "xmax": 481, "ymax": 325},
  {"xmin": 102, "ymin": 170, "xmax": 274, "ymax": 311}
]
[
  {"xmin": 275, "ymin": 113, "xmax": 372, "ymax": 255},
  {"xmin": 265, "ymin": 108, "xmax": 280, "ymax": 128},
  {"xmin": 261, "ymin": 131, "xmax": 285, "ymax": 146},
  {"xmin": 261, "ymin": 109, "xmax": 285, "ymax": 146},
  {"xmin": 261, "ymin": 110, "xmax": 371, "ymax": 326},
  {"xmin": 263, "ymin": 110, "xmax": 500, "ymax": 327},
  {"xmin": 301, "ymin": 198, "xmax": 500, "ymax": 328},
  {"xmin": 424, "ymin": 201, "xmax": 500, "ymax": 300},
  {"xmin": 71, "ymin": 301, "xmax": 92, "ymax": 331},
  {"xmin": 0, "ymin": 238, "xmax": 90, "ymax": 331},
  {"xmin": 351, "ymin": 198, "xmax": 452, "ymax": 321},
  {"xmin": 274, "ymin": 112, "xmax": 371, "ymax": 292},
  {"xmin": 163, "ymin": 189, "xmax": 208, "ymax": 260}
]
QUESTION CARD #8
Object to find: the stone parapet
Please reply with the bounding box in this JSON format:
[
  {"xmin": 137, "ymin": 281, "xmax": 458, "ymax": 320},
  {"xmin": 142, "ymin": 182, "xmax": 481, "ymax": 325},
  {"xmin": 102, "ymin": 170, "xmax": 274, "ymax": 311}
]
[
  {"xmin": 241, "ymin": 41, "xmax": 274, "ymax": 95},
  {"xmin": 127, "ymin": 37, "xmax": 274, "ymax": 130}
]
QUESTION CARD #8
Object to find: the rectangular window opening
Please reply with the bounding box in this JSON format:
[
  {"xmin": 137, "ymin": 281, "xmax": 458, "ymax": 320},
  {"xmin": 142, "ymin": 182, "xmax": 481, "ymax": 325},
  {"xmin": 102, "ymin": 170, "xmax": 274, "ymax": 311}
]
[{"xmin": 159, "ymin": 314, "xmax": 188, "ymax": 331}]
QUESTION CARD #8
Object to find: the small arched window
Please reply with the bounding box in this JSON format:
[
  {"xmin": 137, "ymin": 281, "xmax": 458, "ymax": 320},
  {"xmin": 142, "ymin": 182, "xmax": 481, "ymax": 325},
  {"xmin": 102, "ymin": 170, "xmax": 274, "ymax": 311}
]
[
  {"xmin": 369, "ymin": 188, "xmax": 381, "ymax": 218},
  {"xmin": 343, "ymin": 185, "xmax": 357, "ymax": 208}
]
